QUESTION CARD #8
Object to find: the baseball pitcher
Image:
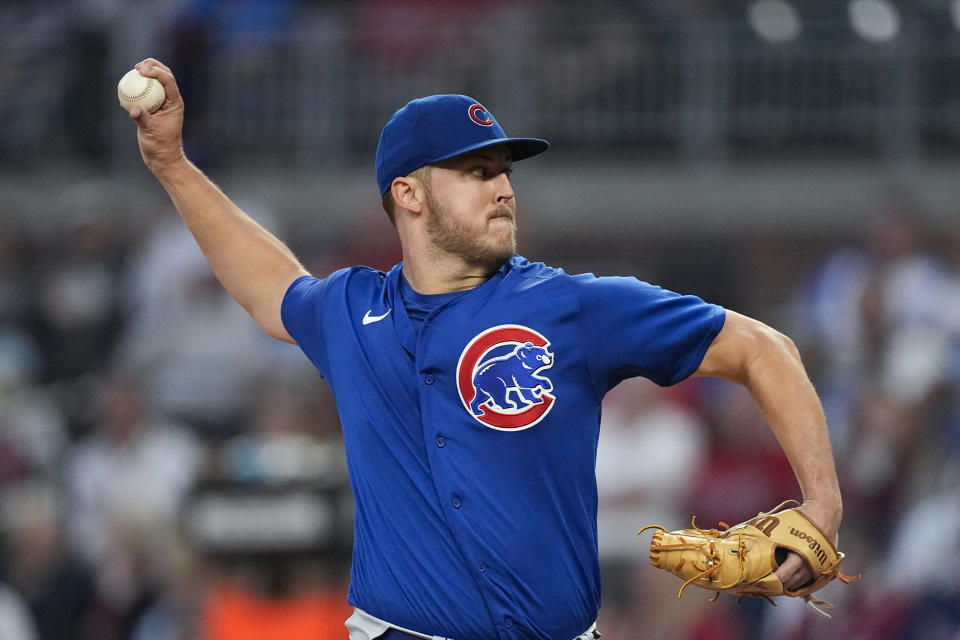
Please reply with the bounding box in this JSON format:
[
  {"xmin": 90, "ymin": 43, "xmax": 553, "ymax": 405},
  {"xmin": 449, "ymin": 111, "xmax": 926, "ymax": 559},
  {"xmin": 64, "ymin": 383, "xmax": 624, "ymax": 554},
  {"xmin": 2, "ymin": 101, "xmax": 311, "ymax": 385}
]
[{"xmin": 126, "ymin": 59, "xmax": 849, "ymax": 640}]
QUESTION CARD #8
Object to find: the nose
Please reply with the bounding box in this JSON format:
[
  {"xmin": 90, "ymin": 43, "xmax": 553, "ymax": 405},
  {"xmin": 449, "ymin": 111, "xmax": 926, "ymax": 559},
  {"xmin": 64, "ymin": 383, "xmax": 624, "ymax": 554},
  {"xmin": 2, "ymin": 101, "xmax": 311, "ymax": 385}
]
[{"xmin": 494, "ymin": 172, "xmax": 514, "ymax": 203}]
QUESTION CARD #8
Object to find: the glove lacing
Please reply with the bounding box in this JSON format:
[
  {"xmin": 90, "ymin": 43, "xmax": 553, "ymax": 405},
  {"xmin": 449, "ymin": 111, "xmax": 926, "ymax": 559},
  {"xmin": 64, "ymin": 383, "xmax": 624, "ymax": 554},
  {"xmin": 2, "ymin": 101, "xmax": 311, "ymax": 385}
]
[{"xmin": 638, "ymin": 517, "xmax": 749, "ymax": 599}]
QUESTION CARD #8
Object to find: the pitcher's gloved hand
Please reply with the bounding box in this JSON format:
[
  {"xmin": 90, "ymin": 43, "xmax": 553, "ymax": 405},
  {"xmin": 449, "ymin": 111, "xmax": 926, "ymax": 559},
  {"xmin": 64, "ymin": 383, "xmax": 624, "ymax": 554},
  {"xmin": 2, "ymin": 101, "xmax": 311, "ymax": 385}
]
[{"xmin": 638, "ymin": 500, "xmax": 859, "ymax": 617}]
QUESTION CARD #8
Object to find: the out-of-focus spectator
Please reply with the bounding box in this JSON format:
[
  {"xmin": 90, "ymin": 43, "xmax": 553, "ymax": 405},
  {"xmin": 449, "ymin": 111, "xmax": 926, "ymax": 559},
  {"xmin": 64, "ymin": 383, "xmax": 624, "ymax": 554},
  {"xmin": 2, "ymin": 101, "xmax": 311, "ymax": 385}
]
[
  {"xmin": 115, "ymin": 205, "xmax": 281, "ymax": 436},
  {"xmin": 35, "ymin": 218, "xmax": 124, "ymax": 382},
  {"xmin": 0, "ymin": 583, "xmax": 38, "ymax": 640},
  {"xmin": 887, "ymin": 473, "xmax": 960, "ymax": 589},
  {"xmin": 129, "ymin": 538, "xmax": 205, "ymax": 640},
  {"xmin": 866, "ymin": 218, "xmax": 959, "ymax": 407},
  {"xmin": 595, "ymin": 376, "xmax": 710, "ymax": 636},
  {"xmin": 596, "ymin": 377, "xmax": 707, "ymax": 557},
  {"xmin": 0, "ymin": 344, "xmax": 68, "ymax": 485},
  {"xmin": 220, "ymin": 376, "xmax": 346, "ymax": 488},
  {"xmin": 844, "ymin": 387, "xmax": 917, "ymax": 534},
  {"xmin": 790, "ymin": 233, "xmax": 876, "ymax": 454},
  {"xmin": 0, "ymin": 324, "xmax": 68, "ymax": 490},
  {"xmin": 119, "ymin": 206, "xmax": 210, "ymax": 326},
  {"xmin": 0, "ymin": 229, "xmax": 36, "ymax": 331},
  {"xmin": 64, "ymin": 373, "xmax": 204, "ymax": 634},
  {"xmin": 1, "ymin": 481, "xmax": 96, "ymax": 640},
  {"xmin": 793, "ymin": 206, "xmax": 960, "ymax": 449}
]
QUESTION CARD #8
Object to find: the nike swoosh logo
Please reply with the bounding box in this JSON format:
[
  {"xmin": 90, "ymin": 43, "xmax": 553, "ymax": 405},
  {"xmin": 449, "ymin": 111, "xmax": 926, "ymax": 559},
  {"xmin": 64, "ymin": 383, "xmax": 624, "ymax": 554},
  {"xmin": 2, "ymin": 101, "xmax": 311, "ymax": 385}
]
[{"xmin": 362, "ymin": 309, "xmax": 392, "ymax": 325}]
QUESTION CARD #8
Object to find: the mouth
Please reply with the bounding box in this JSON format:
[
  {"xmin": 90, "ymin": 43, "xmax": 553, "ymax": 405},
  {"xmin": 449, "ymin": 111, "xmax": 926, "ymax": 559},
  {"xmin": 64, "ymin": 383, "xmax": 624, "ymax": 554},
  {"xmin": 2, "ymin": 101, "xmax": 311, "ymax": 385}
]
[{"xmin": 488, "ymin": 207, "xmax": 515, "ymax": 223}]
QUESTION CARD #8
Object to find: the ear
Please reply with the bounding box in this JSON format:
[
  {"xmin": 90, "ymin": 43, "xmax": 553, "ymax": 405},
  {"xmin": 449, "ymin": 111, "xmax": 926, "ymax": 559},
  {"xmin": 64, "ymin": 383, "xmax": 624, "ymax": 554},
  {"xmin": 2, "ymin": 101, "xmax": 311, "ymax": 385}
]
[{"xmin": 391, "ymin": 176, "xmax": 424, "ymax": 215}]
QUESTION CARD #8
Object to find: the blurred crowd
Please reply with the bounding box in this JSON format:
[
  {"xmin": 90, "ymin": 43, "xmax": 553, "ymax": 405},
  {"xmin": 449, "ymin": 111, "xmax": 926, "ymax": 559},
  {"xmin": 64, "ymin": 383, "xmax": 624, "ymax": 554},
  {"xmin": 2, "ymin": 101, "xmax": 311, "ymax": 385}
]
[
  {"xmin": 594, "ymin": 204, "xmax": 960, "ymax": 639},
  {"xmin": 1, "ymin": 187, "xmax": 959, "ymax": 640},
  {"xmin": 0, "ymin": 198, "xmax": 371, "ymax": 640}
]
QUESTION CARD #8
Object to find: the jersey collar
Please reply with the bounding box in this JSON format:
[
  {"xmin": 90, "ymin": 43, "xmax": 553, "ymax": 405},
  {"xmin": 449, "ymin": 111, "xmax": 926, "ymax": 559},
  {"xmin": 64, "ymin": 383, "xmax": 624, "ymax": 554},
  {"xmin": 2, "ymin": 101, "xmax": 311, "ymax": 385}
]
[{"xmin": 384, "ymin": 258, "xmax": 517, "ymax": 356}]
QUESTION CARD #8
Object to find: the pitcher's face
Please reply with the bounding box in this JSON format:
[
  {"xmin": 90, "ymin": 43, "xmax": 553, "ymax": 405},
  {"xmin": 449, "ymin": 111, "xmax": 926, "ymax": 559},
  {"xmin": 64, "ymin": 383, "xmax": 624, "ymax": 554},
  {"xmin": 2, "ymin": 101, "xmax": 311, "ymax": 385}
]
[{"xmin": 422, "ymin": 146, "xmax": 517, "ymax": 270}]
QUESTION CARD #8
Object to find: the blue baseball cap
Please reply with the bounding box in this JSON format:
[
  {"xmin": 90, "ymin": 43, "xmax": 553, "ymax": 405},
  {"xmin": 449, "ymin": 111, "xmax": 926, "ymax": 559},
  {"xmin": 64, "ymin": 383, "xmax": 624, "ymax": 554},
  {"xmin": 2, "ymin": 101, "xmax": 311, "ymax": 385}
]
[{"xmin": 375, "ymin": 94, "xmax": 549, "ymax": 197}]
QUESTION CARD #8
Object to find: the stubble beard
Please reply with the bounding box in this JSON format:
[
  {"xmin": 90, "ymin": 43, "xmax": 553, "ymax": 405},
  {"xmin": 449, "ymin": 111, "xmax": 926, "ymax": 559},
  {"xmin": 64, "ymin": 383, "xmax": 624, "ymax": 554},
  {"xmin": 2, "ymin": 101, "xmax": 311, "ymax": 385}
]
[{"xmin": 423, "ymin": 187, "xmax": 517, "ymax": 272}]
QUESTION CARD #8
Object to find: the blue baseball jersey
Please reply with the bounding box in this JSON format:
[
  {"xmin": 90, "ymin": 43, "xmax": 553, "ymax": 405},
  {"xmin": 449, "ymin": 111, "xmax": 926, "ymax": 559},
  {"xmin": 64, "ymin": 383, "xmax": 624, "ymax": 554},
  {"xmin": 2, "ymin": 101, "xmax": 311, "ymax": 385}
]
[{"xmin": 281, "ymin": 256, "xmax": 725, "ymax": 640}]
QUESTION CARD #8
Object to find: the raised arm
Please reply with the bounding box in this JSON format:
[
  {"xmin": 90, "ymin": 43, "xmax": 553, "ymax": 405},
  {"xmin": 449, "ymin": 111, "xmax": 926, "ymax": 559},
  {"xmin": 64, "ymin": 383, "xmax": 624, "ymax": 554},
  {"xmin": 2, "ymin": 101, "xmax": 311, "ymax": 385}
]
[
  {"xmin": 128, "ymin": 59, "xmax": 309, "ymax": 343},
  {"xmin": 693, "ymin": 309, "xmax": 843, "ymax": 589}
]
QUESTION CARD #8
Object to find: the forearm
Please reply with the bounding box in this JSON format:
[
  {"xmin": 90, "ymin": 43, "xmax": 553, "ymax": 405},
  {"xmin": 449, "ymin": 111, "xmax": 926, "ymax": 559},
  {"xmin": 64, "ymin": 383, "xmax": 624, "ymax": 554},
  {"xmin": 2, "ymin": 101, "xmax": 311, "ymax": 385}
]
[
  {"xmin": 128, "ymin": 59, "xmax": 308, "ymax": 342},
  {"xmin": 742, "ymin": 330, "xmax": 842, "ymax": 526},
  {"xmin": 154, "ymin": 157, "xmax": 308, "ymax": 340},
  {"xmin": 695, "ymin": 312, "xmax": 842, "ymax": 534}
]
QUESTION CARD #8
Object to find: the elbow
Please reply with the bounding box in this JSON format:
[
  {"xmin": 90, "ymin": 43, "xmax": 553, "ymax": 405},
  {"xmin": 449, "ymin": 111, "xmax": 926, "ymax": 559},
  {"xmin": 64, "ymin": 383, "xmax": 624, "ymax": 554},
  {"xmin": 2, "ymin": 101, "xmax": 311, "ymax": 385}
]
[
  {"xmin": 743, "ymin": 323, "xmax": 804, "ymax": 382},
  {"xmin": 252, "ymin": 309, "xmax": 297, "ymax": 344},
  {"xmin": 766, "ymin": 326, "xmax": 801, "ymax": 362},
  {"xmin": 697, "ymin": 311, "xmax": 804, "ymax": 384}
]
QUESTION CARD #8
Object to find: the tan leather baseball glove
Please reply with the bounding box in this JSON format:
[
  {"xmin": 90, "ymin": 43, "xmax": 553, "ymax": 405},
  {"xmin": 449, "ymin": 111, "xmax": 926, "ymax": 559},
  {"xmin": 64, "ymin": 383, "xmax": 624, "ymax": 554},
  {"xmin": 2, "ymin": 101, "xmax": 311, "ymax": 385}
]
[{"xmin": 638, "ymin": 500, "xmax": 859, "ymax": 617}]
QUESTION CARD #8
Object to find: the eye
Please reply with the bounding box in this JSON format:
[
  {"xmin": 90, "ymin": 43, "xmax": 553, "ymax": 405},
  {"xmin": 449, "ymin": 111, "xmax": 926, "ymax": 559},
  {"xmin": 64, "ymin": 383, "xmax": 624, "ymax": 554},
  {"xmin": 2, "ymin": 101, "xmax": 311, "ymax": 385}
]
[{"xmin": 470, "ymin": 164, "xmax": 513, "ymax": 179}]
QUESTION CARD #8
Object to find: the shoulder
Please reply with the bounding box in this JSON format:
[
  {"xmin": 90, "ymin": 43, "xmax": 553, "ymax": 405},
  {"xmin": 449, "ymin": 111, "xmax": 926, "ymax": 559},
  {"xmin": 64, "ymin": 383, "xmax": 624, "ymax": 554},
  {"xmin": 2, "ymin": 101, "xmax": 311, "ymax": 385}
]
[
  {"xmin": 505, "ymin": 257, "xmax": 664, "ymax": 304},
  {"xmin": 507, "ymin": 255, "xmax": 568, "ymax": 281},
  {"xmin": 320, "ymin": 264, "xmax": 390, "ymax": 286},
  {"xmin": 285, "ymin": 264, "xmax": 391, "ymax": 299},
  {"xmin": 509, "ymin": 256, "xmax": 651, "ymax": 289},
  {"xmin": 282, "ymin": 265, "xmax": 395, "ymax": 338},
  {"xmin": 568, "ymin": 271, "xmax": 671, "ymax": 299}
]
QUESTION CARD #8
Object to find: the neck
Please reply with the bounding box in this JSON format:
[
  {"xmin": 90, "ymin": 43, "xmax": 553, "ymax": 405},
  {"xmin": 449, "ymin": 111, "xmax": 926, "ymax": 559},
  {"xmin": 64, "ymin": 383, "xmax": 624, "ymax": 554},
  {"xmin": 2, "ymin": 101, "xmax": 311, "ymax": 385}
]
[{"xmin": 401, "ymin": 248, "xmax": 504, "ymax": 294}]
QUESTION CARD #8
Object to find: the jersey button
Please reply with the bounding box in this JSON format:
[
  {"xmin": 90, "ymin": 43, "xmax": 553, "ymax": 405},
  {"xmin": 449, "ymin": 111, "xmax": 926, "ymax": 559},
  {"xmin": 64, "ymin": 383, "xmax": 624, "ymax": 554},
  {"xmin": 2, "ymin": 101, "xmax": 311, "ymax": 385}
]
[
  {"xmin": 504, "ymin": 616, "xmax": 514, "ymax": 628},
  {"xmin": 477, "ymin": 562, "xmax": 486, "ymax": 573},
  {"xmin": 451, "ymin": 495, "xmax": 461, "ymax": 509},
  {"xmin": 424, "ymin": 374, "xmax": 435, "ymax": 385},
  {"xmin": 435, "ymin": 437, "xmax": 445, "ymax": 448}
]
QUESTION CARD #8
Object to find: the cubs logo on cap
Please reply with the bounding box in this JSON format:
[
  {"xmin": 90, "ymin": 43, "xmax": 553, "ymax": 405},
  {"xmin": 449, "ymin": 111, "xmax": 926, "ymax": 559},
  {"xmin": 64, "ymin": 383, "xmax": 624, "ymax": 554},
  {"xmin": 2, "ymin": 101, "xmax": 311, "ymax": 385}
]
[
  {"xmin": 468, "ymin": 103, "xmax": 494, "ymax": 126},
  {"xmin": 375, "ymin": 94, "xmax": 549, "ymax": 197},
  {"xmin": 456, "ymin": 325, "xmax": 556, "ymax": 431}
]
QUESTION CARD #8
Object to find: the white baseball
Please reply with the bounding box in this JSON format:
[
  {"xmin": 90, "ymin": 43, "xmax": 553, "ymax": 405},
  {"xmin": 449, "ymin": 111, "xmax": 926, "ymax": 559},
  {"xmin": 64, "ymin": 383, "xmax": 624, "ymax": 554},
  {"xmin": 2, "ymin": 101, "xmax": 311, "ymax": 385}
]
[{"xmin": 117, "ymin": 68, "xmax": 166, "ymax": 114}]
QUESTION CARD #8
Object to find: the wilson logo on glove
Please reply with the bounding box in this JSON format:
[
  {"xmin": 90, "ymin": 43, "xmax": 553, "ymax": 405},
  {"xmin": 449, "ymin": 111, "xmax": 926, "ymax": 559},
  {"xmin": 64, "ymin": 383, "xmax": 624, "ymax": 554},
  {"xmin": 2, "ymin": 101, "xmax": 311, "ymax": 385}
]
[{"xmin": 789, "ymin": 529, "xmax": 829, "ymax": 565}]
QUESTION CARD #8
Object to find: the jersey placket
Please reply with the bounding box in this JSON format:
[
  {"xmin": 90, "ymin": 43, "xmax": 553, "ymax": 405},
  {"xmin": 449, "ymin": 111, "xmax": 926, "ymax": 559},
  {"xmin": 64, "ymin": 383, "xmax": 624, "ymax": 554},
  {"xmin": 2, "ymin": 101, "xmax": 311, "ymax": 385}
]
[{"xmin": 411, "ymin": 299, "xmax": 510, "ymax": 640}]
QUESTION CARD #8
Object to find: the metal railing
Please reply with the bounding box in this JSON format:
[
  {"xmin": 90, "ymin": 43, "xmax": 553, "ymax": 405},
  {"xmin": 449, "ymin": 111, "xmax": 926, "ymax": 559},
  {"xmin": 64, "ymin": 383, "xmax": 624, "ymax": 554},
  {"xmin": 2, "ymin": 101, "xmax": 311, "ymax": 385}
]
[{"xmin": 3, "ymin": 12, "xmax": 960, "ymax": 170}]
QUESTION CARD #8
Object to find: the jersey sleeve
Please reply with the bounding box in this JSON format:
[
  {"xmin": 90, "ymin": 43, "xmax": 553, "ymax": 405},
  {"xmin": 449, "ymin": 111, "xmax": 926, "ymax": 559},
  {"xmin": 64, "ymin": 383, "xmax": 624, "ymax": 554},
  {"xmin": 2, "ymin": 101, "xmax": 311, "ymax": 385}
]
[
  {"xmin": 571, "ymin": 273, "xmax": 726, "ymax": 394},
  {"xmin": 281, "ymin": 274, "xmax": 332, "ymax": 379}
]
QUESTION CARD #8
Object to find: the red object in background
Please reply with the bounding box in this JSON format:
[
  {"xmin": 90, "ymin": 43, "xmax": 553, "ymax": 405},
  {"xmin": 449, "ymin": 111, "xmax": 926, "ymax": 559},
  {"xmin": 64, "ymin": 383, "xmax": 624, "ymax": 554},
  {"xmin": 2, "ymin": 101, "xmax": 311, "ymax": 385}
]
[
  {"xmin": 352, "ymin": 0, "xmax": 498, "ymax": 63},
  {"xmin": 686, "ymin": 604, "xmax": 744, "ymax": 640},
  {"xmin": 203, "ymin": 582, "xmax": 354, "ymax": 640},
  {"xmin": 687, "ymin": 445, "xmax": 797, "ymax": 528}
]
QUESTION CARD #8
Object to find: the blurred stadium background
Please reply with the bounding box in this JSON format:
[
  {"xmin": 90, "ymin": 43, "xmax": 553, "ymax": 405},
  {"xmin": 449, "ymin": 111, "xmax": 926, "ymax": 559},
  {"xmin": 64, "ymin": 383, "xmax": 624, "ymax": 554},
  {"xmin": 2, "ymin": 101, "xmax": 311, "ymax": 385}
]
[{"xmin": 2, "ymin": 1, "xmax": 960, "ymax": 639}]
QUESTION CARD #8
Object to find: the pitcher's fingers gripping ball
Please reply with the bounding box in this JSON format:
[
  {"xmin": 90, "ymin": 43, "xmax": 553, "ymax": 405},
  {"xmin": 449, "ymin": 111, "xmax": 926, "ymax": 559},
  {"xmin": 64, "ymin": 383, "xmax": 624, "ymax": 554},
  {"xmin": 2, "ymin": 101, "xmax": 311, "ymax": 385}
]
[
  {"xmin": 118, "ymin": 68, "xmax": 166, "ymax": 114},
  {"xmin": 638, "ymin": 500, "xmax": 860, "ymax": 617}
]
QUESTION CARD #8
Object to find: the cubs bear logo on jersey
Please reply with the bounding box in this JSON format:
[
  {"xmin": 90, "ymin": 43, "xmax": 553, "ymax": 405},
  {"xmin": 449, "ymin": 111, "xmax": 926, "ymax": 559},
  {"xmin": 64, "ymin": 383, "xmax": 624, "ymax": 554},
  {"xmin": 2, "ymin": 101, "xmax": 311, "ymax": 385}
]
[{"xmin": 456, "ymin": 325, "xmax": 556, "ymax": 430}]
